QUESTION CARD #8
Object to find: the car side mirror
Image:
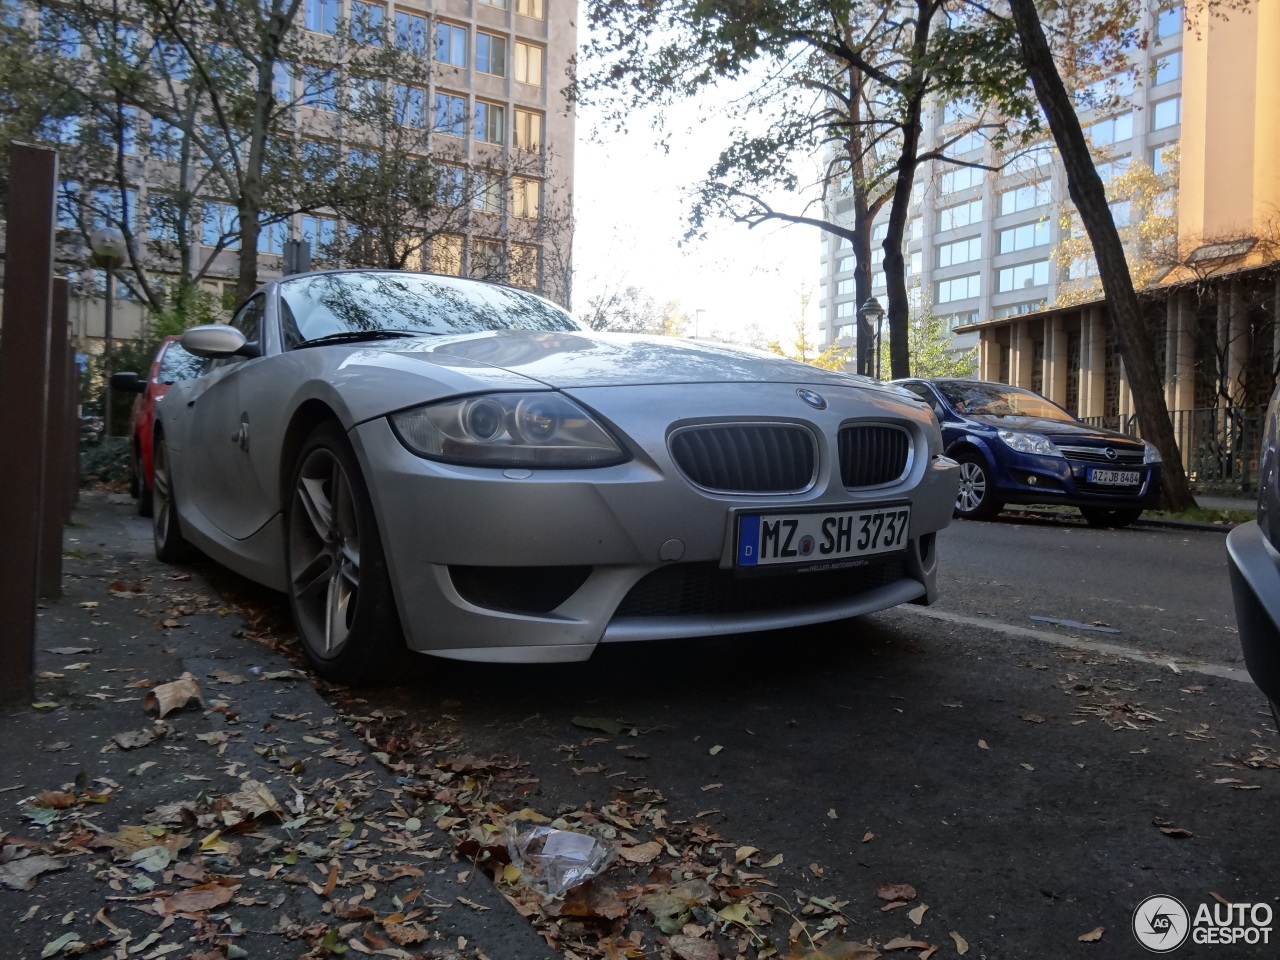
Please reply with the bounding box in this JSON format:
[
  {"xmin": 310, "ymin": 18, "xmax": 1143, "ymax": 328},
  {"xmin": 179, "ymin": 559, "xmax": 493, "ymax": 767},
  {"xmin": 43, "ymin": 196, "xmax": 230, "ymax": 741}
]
[
  {"xmin": 109, "ymin": 371, "xmax": 145, "ymax": 393},
  {"xmin": 181, "ymin": 325, "xmax": 260, "ymax": 359}
]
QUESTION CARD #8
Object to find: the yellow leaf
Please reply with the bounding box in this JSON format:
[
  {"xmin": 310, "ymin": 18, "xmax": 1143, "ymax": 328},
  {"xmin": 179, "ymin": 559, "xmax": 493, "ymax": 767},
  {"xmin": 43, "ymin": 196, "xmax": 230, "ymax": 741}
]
[
  {"xmin": 717, "ymin": 903, "xmax": 754, "ymax": 926},
  {"xmin": 142, "ymin": 673, "xmax": 204, "ymax": 719},
  {"xmin": 1078, "ymin": 926, "xmax": 1104, "ymax": 942},
  {"xmin": 502, "ymin": 864, "xmax": 521, "ymax": 884},
  {"xmin": 734, "ymin": 846, "xmax": 759, "ymax": 864}
]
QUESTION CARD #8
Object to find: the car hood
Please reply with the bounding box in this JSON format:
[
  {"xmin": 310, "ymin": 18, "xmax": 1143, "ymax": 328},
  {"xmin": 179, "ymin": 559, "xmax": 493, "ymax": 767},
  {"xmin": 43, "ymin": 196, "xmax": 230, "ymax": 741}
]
[
  {"xmin": 345, "ymin": 329, "xmax": 888, "ymax": 390},
  {"xmin": 965, "ymin": 414, "xmax": 1141, "ymax": 445}
]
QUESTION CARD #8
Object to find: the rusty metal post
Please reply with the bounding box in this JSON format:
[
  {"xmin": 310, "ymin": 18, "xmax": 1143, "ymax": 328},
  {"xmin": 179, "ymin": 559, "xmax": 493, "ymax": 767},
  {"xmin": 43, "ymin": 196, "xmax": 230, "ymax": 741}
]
[
  {"xmin": 0, "ymin": 143, "xmax": 58, "ymax": 704},
  {"xmin": 38, "ymin": 279, "xmax": 71, "ymax": 598}
]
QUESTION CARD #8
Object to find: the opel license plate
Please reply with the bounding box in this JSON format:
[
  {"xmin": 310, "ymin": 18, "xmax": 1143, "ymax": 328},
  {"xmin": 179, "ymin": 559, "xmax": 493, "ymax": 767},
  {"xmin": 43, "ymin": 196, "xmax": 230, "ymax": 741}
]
[
  {"xmin": 737, "ymin": 505, "xmax": 910, "ymax": 568},
  {"xmin": 1088, "ymin": 468, "xmax": 1140, "ymax": 486}
]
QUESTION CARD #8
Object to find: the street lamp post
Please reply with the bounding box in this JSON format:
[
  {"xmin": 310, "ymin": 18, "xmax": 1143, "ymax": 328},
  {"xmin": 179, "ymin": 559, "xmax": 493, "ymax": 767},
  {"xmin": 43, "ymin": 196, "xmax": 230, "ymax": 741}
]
[
  {"xmin": 90, "ymin": 227, "xmax": 127, "ymax": 439},
  {"xmin": 858, "ymin": 297, "xmax": 885, "ymax": 379}
]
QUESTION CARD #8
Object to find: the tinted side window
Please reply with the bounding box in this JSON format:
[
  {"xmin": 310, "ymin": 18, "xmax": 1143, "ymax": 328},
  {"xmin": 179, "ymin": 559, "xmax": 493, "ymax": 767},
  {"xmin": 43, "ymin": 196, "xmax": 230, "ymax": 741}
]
[
  {"xmin": 156, "ymin": 344, "xmax": 205, "ymax": 383},
  {"xmin": 233, "ymin": 295, "xmax": 265, "ymax": 343}
]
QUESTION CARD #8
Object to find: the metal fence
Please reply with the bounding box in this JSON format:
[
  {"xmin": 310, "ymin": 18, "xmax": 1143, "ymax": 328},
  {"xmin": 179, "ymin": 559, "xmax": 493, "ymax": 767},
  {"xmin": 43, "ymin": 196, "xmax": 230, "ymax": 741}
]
[{"xmin": 1081, "ymin": 406, "xmax": 1260, "ymax": 491}]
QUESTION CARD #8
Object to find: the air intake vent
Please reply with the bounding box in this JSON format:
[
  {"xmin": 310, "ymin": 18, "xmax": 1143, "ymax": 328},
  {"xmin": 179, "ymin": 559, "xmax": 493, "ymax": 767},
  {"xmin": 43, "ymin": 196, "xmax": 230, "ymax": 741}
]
[
  {"xmin": 838, "ymin": 425, "xmax": 911, "ymax": 488},
  {"xmin": 670, "ymin": 424, "xmax": 816, "ymax": 494}
]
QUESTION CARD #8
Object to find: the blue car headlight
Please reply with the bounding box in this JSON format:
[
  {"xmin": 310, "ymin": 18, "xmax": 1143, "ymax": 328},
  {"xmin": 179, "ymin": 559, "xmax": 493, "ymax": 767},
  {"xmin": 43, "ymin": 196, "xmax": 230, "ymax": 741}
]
[
  {"xmin": 390, "ymin": 393, "xmax": 629, "ymax": 468},
  {"xmin": 997, "ymin": 429, "xmax": 1061, "ymax": 457},
  {"xmin": 1143, "ymin": 441, "xmax": 1162, "ymax": 464}
]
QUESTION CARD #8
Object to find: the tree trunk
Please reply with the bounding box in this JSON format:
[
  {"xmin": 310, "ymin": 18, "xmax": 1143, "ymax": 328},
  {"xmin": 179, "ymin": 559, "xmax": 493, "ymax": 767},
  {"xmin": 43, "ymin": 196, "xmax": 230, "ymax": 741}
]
[
  {"xmin": 848, "ymin": 68, "xmax": 875, "ymax": 377},
  {"xmin": 1007, "ymin": 0, "xmax": 1196, "ymax": 511}
]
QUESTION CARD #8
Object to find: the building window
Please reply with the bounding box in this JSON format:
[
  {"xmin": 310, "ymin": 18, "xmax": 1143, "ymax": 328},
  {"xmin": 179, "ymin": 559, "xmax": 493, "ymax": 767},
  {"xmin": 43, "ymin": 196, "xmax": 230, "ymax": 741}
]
[
  {"xmin": 510, "ymin": 243, "xmax": 539, "ymax": 288},
  {"xmin": 352, "ymin": 1, "xmax": 384, "ymax": 45},
  {"xmin": 836, "ymin": 235, "xmax": 852, "ymax": 250},
  {"xmin": 1157, "ymin": 5, "xmax": 1183, "ymax": 40},
  {"xmin": 1095, "ymin": 155, "xmax": 1130, "ymax": 186},
  {"xmin": 472, "ymin": 171, "xmax": 503, "ymax": 214},
  {"xmin": 1155, "ymin": 51, "xmax": 1180, "ymax": 85},
  {"xmin": 435, "ymin": 164, "xmax": 465, "ymax": 205},
  {"xmin": 433, "ymin": 93, "xmax": 466, "ymax": 136},
  {"xmin": 1070, "ymin": 256, "xmax": 1099, "ymax": 280},
  {"xmin": 937, "ymin": 199, "xmax": 982, "ymax": 232},
  {"xmin": 302, "ymin": 65, "xmax": 337, "ymax": 111},
  {"xmin": 513, "ymin": 40, "xmax": 543, "ymax": 85},
  {"xmin": 476, "ymin": 32, "xmax": 506, "ymax": 76},
  {"xmin": 944, "ymin": 311, "xmax": 980, "ymax": 328},
  {"xmin": 1077, "ymin": 72, "xmax": 1135, "ymax": 107},
  {"xmin": 836, "ymin": 279, "xmax": 854, "ymax": 296},
  {"xmin": 147, "ymin": 194, "xmax": 177, "ymax": 243},
  {"xmin": 1152, "ymin": 97, "xmax": 1181, "ymax": 130},
  {"xmin": 260, "ymin": 215, "xmax": 288, "ymax": 256},
  {"xmin": 514, "ymin": 108, "xmax": 542, "ymax": 151},
  {"xmin": 947, "ymin": 129, "xmax": 984, "ymax": 154},
  {"xmin": 835, "ymin": 255, "xmax": 854, "ymax": 274},
  {"xmin": 1151, "ymin": 146, "xmax": 1174, "ymax": 176},
  {"xmin": 393, "ymin": 84, "xmax": 426, "ymax": 127},
  {"xmin": 937, "ymin": 235, "xmax": 981, "ymax": 268},
  {"xmin": 304, "ymin": 0, "xmax": 338, "ymax": 35},
  {"xmin": 476, "ymin": 100, "xmax": 505, "ymax": 143},
  {"xmin": 301, "ymin": 214, "xmax": 337, "ymax": 258},
  {"xmin": 516, "ymin": 0, "xmax": 544, "ymax": 17},
  {"xmin": 150, "ymin": 117, "xmax": 181, "ymax": 161},
  {"xmin": 992, "ymin": 301, "xmax": 1045, "ymax": 318},
  {"xmin": 471, "ymin": 238, "xmax": 504, "ymax": 279},
  {"xmin": 479, "ymin": 0, "xmax": 508, "ymax": 7},
  {"xmin": 431, "ymin": 234, "xmax": 463, "ymax": 275},
  {"xmin": 512, "ymin": 177, "xmax": 540, "ymax": 218},
  {"xmin": 202, "ymin": 201, "xmax": 240, "ymax": 248},
  {"xmin": 273, "ymin": 61, "xmax": 292, "ymax": 101},
  {"xmin": 997, "ymin": 260, "xmax": 1049, "ymax": 292},
  {"xmin": 999, "ymin": 181, "xmax": 1050, "ymax": 215},
  {"xmin": 1110, "ymin": 200, "xmax": 1132, "ymax": 227},
  {"xmin": 39, "ymin": 7, "xmax": 81, "ymax": 56},
  {"xmin": 936, "ymin": 273, "xmax": 981, "ymax": 304},
  {"xmin": 835, "ymin": 301, "xmax": 855, "ymax": 318},
  {"xmin": 1087, "ymin": 112, "xmax": 1133, "ymax": 146},
  {"xmin": 909, "ymin": 217, "xmax": 922, "ymax": 240},
  {"xmin": 939, "ymin": 165, "xmax": 983, "ymax": 194},
  {"xmin": 998, "ymin": 220, "xmax": 1049, "ymax": 254},
  {"xmin": 909, "ymin": 250, "xmax": 923, "ymax": 276},
  {"xmin": 395, "ymin": 10, "xmax": 426, "ymax": 53},
  {"xmin": 436, "ymin": 22, "xmax": 467, "ymax": 67}
]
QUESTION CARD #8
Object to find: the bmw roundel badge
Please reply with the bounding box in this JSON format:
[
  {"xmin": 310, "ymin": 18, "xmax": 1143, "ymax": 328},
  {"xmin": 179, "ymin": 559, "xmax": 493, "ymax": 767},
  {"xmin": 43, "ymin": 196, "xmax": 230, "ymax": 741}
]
[{"xmin": 797, "ymin": 388, "xmax": 827, "ymax": 410}]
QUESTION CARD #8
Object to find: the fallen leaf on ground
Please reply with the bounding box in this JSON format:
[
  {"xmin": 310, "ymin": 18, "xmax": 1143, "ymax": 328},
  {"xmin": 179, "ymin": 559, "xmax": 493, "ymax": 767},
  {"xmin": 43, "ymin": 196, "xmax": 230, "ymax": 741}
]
[
  {"xmin": 225, "ymin": 780, "xmax": 283, "ymax": 819},
  {"xmin": 571, "ymin": 716, "xmax": 635, "ymax": 736},
  {"xmin": 709, "ymin": 745, "xmax": 723, "ymax": 756},
  {"xmin": 668, "ymin": 935, "xmax": 721, "ymax": 960},
  {"xmin": 883, "ymin": 938, "xmax": 928, "ymax": 951},
  {"xmin": 1021, "ymin": 763, "xmax": 1035, "ymax": 771},
  {"xmin": 734, "ymin": 845, "xmax": 759, "ymax": 863},
  {"xmin": 44, "ymin": 647, "xmax": 96, "ymax": 655},
  {"xmin": 142, "ymin": 673, "xmax": 204, "ymax": 719},
  {"xmin": 783, "ymin": 940, "xmax": 880, "ymax": 959},
  {"xmin": 827, "ymin": 808, "xmax": 838, "ymax": 819},
  {"xmin": 1078, "ymin": 927, "xmax": 1104, "ymax": 942},
  {"xmin": 209, "ymin": 669, "xmax": 245, "ymax": 685},
  {"xmin": 1019, "ymin": 713, "xmax": 1045, "ymax": 724},
  {"xmin": 862, "ymin": 832, "xmax": 875, "ymax": 843},
  {"xmin": 1158, "ymin": 826, "xmax": 1193, "ymax": 838},
  {"xmin": 157, "ymin": 883, "xmax": 235, "ymax": 915},
  {"xmin": 0, "ymin": 855, "xmax": 68, "ymax": 891},
  {"xmin": 112, "ymin": 726, "xmax": 164, "ymax": 750},
  {"xmin": 908, "ymin": 904, "xmax": 929, "ymax": 925},
  {"xmin": 978, "ymin": 740, "xmax": 989, "ymax": 750},
  {"xmin": 949, "ymin": 931, "xmax": 968, "ymax": 955},
  {"xmin": 876, "ymin": 883, "xmax": 917, "ymax": 902},
  {"xmin": 620, "ymin": 841, "xmax": 663, "ymax": 864}
]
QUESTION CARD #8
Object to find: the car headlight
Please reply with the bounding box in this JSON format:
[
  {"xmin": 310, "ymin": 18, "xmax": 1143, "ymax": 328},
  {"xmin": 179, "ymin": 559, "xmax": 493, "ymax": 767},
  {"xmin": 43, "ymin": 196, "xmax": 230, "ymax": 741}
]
[
  {"xmin": 1142, "ymin": 441, "xmax": 1162, "ymax": 464},
  {"xmin": 997, "ymin": 429, "xmax": 1061, "ymax": 457},
  {"xmin": 390, "ymin": 392, "xmax": 628, "ymax": 468}
]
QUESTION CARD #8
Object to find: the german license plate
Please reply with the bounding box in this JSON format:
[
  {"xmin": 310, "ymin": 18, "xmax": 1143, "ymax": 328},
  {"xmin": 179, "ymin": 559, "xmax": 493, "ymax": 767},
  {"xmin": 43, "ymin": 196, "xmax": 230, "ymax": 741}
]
[
  {"xmin": 736, "ymin": 505, "xmax": 910, "ymax": 568},
  {"xmin": 1088, "ymin": 468, "xmax": 1140, "ymax": 485}
]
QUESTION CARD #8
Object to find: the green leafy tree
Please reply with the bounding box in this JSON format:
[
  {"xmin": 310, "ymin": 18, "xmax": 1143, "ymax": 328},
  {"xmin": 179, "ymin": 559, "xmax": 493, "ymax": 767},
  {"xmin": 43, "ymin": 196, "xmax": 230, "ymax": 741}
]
[{"xmin": 879, "ymin": 312, "xmax": 977, "ymax": 379}]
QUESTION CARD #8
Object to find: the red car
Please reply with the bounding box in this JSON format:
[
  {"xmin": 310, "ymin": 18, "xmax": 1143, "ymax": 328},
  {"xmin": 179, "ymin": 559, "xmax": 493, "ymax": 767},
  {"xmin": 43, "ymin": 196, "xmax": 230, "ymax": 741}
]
[{"xmin": 110, "ymin": 337, "xmax": 203, "ymax": 515}]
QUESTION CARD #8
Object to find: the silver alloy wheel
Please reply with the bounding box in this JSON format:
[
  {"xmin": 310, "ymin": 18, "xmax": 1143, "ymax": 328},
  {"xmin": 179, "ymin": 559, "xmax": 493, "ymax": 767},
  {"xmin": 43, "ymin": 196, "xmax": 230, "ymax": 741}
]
[
  {"xmin": 956, "ymin": 459, "xmax": 987, "ymax": 513},
  {"xmin": 288, "ymin": 447, "xmax": 362, "ymax": 658},
  {"xmin": 153, "ymin": 440, "xmax": 173, "ymax": 543}
]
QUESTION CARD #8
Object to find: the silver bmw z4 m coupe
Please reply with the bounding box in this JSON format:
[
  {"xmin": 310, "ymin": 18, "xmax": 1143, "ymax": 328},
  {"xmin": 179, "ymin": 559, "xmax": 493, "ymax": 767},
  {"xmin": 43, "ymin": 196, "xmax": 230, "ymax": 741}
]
[{"xmin": 155, "ymin": 270, "xmax": 960, "ymax": 682}]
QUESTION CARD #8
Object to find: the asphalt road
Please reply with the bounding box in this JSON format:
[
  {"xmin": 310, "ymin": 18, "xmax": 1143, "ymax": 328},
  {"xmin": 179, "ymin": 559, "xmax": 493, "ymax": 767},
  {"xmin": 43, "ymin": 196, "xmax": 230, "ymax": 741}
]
[
  {"xmin": 191, "ymin": 511, "xmax": 1276, "ymax": 958},
  {"xmin": 363, "ymin": 515, "xmax": 1277, "ymax": 959}
]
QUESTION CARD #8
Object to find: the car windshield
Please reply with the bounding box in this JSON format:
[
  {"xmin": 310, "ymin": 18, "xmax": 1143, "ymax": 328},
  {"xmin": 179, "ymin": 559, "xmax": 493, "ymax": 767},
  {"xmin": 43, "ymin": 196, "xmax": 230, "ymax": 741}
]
[
  {"xmin": 278, "ymin": 272, "xmax": 579, "ymax": 348},
  {"xmin": 936, "ymin": 381, "xmax": 1075, "ymax": 422}
]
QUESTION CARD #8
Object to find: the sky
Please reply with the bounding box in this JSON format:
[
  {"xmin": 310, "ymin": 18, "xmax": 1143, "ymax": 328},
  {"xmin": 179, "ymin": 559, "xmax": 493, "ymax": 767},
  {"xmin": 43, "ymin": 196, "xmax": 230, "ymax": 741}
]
[{"xmin": 569, "ymin": 52, "xmax": 824, "ymax": 348}]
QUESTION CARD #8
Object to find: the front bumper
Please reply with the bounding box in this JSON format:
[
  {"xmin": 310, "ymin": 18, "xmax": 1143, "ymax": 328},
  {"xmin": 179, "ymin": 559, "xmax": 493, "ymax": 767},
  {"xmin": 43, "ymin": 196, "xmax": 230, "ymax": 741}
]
[
  {"xmin": 349, "ymin": 385, "xmax": 959, "ymax": 662},
  {"xmin": 990, "ymin": 452, "xmax": 1161, "ymax": 509},
  {"xmin": 1226, "ymin": 520, "xmax": 1280, "ymax": 707}
]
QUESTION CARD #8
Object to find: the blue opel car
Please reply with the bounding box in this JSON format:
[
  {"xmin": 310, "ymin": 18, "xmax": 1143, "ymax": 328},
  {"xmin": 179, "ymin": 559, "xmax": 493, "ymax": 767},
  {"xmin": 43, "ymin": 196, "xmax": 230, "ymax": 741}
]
[{"xmin": 893, "ymin": 378, "xmax": 1162, "ymax": 526}]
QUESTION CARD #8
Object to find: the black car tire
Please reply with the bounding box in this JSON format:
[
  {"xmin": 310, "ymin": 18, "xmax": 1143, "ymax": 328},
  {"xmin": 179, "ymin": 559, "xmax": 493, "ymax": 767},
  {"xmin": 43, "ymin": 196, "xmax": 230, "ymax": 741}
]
[
  {"xmin": 136, "ymin": 449, "xmax": 154, "ymax": 517},
  {"xmin": 152, "ymin": 434, "xmax": 193, "ymax": 562},
  {"xmin": 954, "ymin": 451, "xmax": 1003, "ymax": 520},
  {"xmin": 285, "ymin": 422, "xmax": 404, "ymax": 685},
  {"xmin": 1080, "ymin": 507, "xmax": 1143, "ymax": 528}
]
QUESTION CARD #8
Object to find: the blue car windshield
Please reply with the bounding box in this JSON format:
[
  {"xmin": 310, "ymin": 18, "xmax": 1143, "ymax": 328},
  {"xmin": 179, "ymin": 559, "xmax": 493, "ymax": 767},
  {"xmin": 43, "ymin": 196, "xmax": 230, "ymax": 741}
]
[
  {"xmin": 937, "ymin": 381, "xmax": 1075, "ymax": 422},
  {"xmin": 278, "ymin": 272, "xmax": 580, "ymax": 348}
]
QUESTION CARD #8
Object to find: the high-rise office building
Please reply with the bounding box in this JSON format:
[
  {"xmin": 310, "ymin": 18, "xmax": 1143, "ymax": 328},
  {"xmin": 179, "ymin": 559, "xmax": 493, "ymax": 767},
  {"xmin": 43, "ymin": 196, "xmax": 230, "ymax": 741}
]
[{"xmin": 816, "ymin": 3, "xmax": 1185, "ymax": 358}]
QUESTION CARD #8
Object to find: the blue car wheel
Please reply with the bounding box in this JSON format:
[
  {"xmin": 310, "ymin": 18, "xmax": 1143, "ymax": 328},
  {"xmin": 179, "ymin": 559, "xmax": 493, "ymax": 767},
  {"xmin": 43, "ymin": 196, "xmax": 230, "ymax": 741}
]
[{"xmin": 955, "ymin": 451, "xmax": 1002, "ymax": 520}]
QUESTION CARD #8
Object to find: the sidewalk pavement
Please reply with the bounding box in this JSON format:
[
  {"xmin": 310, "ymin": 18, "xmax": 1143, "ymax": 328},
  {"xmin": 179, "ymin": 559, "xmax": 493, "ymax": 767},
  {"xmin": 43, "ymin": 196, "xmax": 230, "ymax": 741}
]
[{"xmin": 1, "ymin": 491, "xmax": 553, "ymax": 960}]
